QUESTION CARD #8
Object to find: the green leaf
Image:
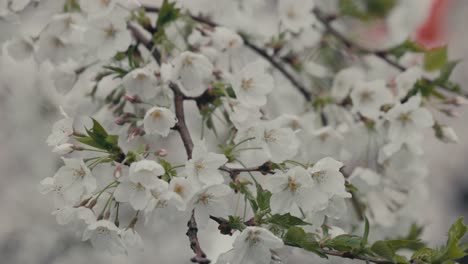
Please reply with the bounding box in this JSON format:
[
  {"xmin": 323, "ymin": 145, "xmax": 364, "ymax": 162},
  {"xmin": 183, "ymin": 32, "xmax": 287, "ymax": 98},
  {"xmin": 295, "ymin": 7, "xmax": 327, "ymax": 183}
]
[
  {"xmin": 77, "ymin": 118, "xmax": 121, "ymax": 154},
  {"xmin": 411, "ymin": 247, "xmax": 438, "ymax": 262},
  {"xmin": 371, "ymin": 241, "xmax": 396, "ymax": 262},
  {"xmin": 365, "ymin": 0, "xmax": 397, "ymax": 17},
  {"xmin": 424, "ymin": 46, "xmax": 448, "ymax": 71},
  {"xmin": 156, "ymin": 0, "xmax": 180, "ymax": 29},
  {"xmin": 361, "ymin": 217, "xmax": 370, "ymax": 248},
  {"xmin": 436, "ymin": 60, "xmax": 461, "ymax": 84},
  {"xmin": 386, "ymin": 240, "xmax": 425, "ymax": 251},
  {"xmin": 388, "ymin": 40, "xmax": 426, "ymax": 58},
  {"xmin": 267, "ymin": 213, "xmax": 309, "ymax": 229},
  {"xmin": 256, "ymin": 185, "xmax": 272, "ymax": 212},
  {"xmin": 76, "ymin": 136, "xmax": 105, "ymax": 150},
  {"xmin": 325, "ymin": 234, "xmax": 362, "ymax": 251},
  {"xmin": 444, "ymin": 217, "xmax": 468, "ymax": 260},
  {"xmin": 283, "ymin": 227, "xmax": 327, "ymax": 258}
]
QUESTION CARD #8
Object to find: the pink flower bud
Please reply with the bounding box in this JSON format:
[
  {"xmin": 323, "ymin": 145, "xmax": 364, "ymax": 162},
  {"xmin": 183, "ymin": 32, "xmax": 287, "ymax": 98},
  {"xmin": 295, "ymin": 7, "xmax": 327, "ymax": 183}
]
[
  {"xmin": 155, "ymin": 148, "xmax": 168, "ymax": 157},
  {"xmin": 124, "ymin": 94, "xmax": 142, "ymax": 103},
  {"xmin": 114, "ymin": 164, "xmax": 122, "ymax": 179}
]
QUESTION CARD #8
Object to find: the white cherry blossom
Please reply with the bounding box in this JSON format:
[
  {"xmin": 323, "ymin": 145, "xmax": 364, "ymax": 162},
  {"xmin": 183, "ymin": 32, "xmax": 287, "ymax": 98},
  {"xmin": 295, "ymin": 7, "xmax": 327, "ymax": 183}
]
[
  {"xmin": 231, "ymin": 60, "xmax": 274, "ymax": 106},
  {"xmin": 82, "ymin": 220, "xmax": 126, "ymax": 255},
  {"xmin": 351, "ymin": 80, "xmax": 394, "ymax": 119},
  {"xmin": 122, "ymin": 67, "xmax": 159, "ymax": 99},
  {"xmin": 217, "ymin": 226, "xmax": 284, "ymax": 264},
  {"xmin": 265, "ymin": 166, "xmax": 327, "ymax": 216},
  {"xmin": 143, "ymin": 106, "xmax": 177, "ymax": 137},
  {"xmin": 168, "ymin": 51, "xmax": 214, "ymax": 97},
  {"xmin": 185, "ymin": 141, "xmax": 227, "ymax": 186}
]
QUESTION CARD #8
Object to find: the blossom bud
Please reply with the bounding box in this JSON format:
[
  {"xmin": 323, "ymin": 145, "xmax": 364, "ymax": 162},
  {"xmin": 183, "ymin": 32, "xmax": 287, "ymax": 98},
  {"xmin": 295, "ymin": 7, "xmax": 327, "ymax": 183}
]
[
  {"xmin": 52, "ymin": 143, "xmax": 75, "ymax": 155},
  {"xmin": 124, "ymin": 94, "xmax": 142, "ymax": 103},
  {"xmin": 440, "ymin": 125, "xmax": 459, "ymax": 143},
  {"xmin": 86, "ymin": 199, "xmax": 98, "ymax": 209},
  {"xmin": 114, "ymin": 164, "xmax": 122, "ymax": 179},
  {"xmin": 115, "ymin": 113, "xmax": 137, "ymax": 126},
  {"xmin": 155, "ymin": 148, "xmax": 168, "ymax": 157},
  {"xmin": 128, "ymin": 127, "xmax": 143, "ymax": 142}
]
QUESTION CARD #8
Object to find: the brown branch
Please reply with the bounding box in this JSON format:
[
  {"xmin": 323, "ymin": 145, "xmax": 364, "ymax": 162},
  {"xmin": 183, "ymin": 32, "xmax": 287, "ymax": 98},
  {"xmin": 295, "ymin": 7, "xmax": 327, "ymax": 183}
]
[
  {"xmin": 312, "ymin": 7, "xmax": 466, "ymax": 98},
  {"xmin": 219, "ymin": 162, "xmax": 275, "ymax": 180},
  {"xmin": 187, "ymin": 210, "xmax": 211, "ymax": 264},
  {"xmin": 142, "ymin": 5, "xmax": 313, "ymax": 101},
  {"xmin": 168, "ymin": 82, "xmax": 194, "ymax": 159}
]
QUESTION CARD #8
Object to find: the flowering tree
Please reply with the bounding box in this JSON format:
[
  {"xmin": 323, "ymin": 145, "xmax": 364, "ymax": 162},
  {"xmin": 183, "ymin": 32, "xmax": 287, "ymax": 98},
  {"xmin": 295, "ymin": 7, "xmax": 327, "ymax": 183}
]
[{"xmin": 7, "ymin": 0, "xmax": 463, "ymax": 263}]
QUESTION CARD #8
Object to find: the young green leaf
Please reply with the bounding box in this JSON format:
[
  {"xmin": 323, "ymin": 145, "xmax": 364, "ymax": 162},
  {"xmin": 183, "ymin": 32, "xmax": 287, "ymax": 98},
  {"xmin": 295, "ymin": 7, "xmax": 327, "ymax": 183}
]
[
  {"xmin": 424, "ymin": 46, "xmax": 448, "ymax": 71},
  {"xmin": 267, "ymin": 213, "xmax": 309, "ymax": 229}
]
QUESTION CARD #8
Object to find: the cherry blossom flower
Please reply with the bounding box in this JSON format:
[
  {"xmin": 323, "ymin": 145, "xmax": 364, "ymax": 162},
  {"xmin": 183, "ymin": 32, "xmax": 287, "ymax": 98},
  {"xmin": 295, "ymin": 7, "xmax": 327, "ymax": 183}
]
[
  {"xmin": 167, "ymin": 51, "xmax": 214, "ymax": 97},
  {"xmin": 188, "ymin": 184, "xmax": 232, "ymax": 227},
  {"xmin": 218, "ymin": 226, "xmax": 284, "ymax": 264},
  {"xmin": 265, "ymin": 166, "xmax": 327, "ymax": 216},
  {"xmin": 185, "ymin": 141, "xmax": 227, "ymax": 186},
  {"xmin": 82, "ymin": 220, "xmax": 126, "ymax": 255},
  {"xmin": 350, "ymin": 80, "xmax": 394, "ymax": 119},
  {"xmin": 143, "ymin": 106, "xmax": 177, "ymax": 137},
  {"xmin": 122, "ymin": 67, "xmax": 159, "ymax": 99},
  {"xmin": 231, "ymin": 60, "xmax": 274, "ymax": 107},
  {"xmin": 278, "ymin": 0, "xmax": 316, "ymax": 33}
]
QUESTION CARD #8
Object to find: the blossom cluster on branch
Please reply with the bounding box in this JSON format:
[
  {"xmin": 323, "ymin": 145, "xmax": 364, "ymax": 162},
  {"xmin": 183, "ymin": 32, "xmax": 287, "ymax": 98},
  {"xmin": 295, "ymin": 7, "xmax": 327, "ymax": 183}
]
[{"xmin": 7, "ymin": 0, "xmax": 461, "ymax": 263}]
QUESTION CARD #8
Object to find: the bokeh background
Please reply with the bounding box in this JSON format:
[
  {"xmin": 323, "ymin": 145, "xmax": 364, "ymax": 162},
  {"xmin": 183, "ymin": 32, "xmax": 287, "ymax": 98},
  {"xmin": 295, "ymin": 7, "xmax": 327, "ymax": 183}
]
[{"xmin": 1, "ymin": 0, "xmax": 468, "ymax": 263}]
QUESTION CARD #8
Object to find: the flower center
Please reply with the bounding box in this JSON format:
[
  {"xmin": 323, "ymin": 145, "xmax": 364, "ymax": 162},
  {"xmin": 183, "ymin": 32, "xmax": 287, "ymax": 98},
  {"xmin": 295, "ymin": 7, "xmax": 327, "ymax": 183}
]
[
  {"xmin": 194, "ymin": 160, "xmax": 205, "ymax": 172},
  {"xmin": 246, "ymin": 229, "xmax": 261, "ymax": 245},
  {"xmin": 173, "ymin": 184, "xmax": 184, "ymax": 195},
  {"xmin": 182, "ymin": 56, "xmax": 193, "ymax": 67},
  {"xmin": 318, "ymin": 132, "xmax": 329, "ymax": 142},
  {"xmin": 360, "ymin": 90, "xmax": 373, "ymax": 102},
  {"xmin": 311, "ymin": 171, "xmax": 325, "ymax": 184},
  {"xmin": 264, "ymin": 130, "xmax": 278, "ymax": 143},
  {"xmin": 398, "ymin": 113, "xmax": 412, "ymax": 124},
  {"xmin": 287, "ymin": 7, "xmax": 297, "ymax": 19},
  {"xmin": 197, "ymin": 193, "xmax": 213, "ymax": 205},
  {"xmin": 96, "ymin": 226, "xmax": 110, "ymax": 235},
  {"xmin": 104, "ymin": 24, "xmax": 117, "ymax": 39},
  {"xmin": 287, "ymin": 177, "xmax": 300, "ymax": 193},
  {"xmin": 241, "ymin": 78, "xmax": 253, "ymax": 91},
  {"xmin": 151, "ymin": 110, "xmax": 163, "ymax": 119},
  {"xmin": 73, "ymin": 168, "xmax": 86, "ymax": 178}
]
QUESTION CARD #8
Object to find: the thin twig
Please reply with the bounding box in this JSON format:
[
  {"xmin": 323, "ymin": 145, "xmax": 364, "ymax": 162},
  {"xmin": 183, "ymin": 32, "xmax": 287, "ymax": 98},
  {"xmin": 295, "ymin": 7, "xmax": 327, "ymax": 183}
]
[
  {"xmin": 219, "ymin": 162, "xmax": 275, "ymax": 180},
  {"xmin": 142, "ymin": 5, "xmax": 313, "ymax": 101},
  {"xmin": 187, "ymin": 210, "xmax": 211, "ymax": 264}
]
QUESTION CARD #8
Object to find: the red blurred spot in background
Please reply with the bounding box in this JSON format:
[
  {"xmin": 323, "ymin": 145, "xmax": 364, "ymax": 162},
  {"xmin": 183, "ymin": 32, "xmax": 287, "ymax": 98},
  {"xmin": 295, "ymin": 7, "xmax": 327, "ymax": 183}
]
[{"xmin": 415, "ymin": 0, "xmax": 451, "ymax": 49}]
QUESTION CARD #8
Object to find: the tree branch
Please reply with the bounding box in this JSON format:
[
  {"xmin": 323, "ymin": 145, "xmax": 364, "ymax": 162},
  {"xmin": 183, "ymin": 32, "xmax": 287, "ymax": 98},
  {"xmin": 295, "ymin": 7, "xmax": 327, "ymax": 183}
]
[
  {"xmin": 219, "ymin": 162, "xmax": 275, "ymax": 180},
  {"xmin": 142, "ymin": 5, "xmax": 313, "ymax": 101},
  {"xmin": 127, "ymin": 22, "xmax": 162, "ymax": 65},
  {"xmin": 168, "ymin": 82, "xmax": 194, "ymax": 159},
  {"xmin": 187, "ymin": 210, "xmax": 211, "ymax": 264}
]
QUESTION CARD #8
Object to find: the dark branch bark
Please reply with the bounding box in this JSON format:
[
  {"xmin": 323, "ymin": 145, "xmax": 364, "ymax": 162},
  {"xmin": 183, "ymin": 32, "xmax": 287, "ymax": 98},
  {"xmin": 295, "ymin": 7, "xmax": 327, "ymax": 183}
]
[
  {"xmin": 187, "ymin": 210, "xmax": 211, "ymax": 264},
  {"xmin": 168, "ymin": 82, "xmax": 194, "ymax": 159},
  {"xmin": 219, "ymin": 162, "xmax": 275, "ymax": 180}
]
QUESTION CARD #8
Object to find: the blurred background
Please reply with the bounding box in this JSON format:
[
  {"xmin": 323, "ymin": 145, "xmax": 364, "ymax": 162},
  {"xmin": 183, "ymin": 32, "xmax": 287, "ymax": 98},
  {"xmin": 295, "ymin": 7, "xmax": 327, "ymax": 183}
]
[{"xmin": 1, "ymin": 0, "xmax": 468, "ymax": 263}]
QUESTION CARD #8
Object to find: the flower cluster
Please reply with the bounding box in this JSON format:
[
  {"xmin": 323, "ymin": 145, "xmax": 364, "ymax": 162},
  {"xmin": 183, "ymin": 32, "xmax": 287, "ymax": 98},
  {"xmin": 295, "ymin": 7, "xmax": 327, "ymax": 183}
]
[{"xmin": 16, "ymin": 0, "xmax": 467, "ymax": 263}]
